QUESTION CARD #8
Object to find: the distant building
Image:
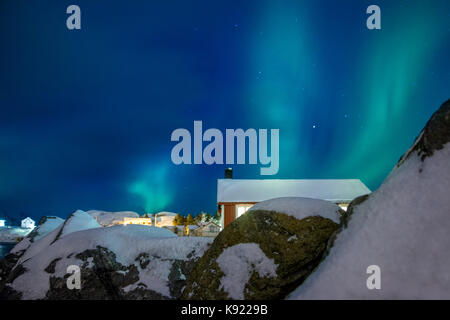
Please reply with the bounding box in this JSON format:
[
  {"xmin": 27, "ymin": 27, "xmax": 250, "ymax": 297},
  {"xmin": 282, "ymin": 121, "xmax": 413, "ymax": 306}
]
[
  {"xmin": 165, "ymin": 225, "xmax": 184, "ymax": 236},
  {"xmin": 141, "ymin": 213, "xmax": 156, "ymax": 225},
  {"xmin": 183, "ymin": 225, "xmax": 199, "ymax": 236},
  {"xmin": 165, "ymin": 223, "xmax": 221, "ymax": 237},
  {"xmin": 217, "ymin": 169, "xmax": 371, "ymax": 227},
  {"xmin": 154, "ymin": 212, "xmax": 177, "ymax": 227},
  {"xmin": 192, "ymin": 221, "xmax": 221, "ymax": 237},
  {"xmin": 123, "ymin": 217, "xmax": 152, "ymax": 226},
  {"xmin": 21, "ymin": 217, "xmax": 36, "ymax": 229},
  {"xmin": 0, "ymin": 219, "xmax": 5, "ymax": 227}
]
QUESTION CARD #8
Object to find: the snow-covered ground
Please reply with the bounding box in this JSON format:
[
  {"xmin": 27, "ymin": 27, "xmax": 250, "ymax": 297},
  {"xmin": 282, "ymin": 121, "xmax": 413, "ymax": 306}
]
[
  {"xmin": 0, "ymin": 227, "xmax": 32, "ymax": 243},
  {"xmin": 289, "ymin": 142, "xmax": 450, "ymax": 299}
]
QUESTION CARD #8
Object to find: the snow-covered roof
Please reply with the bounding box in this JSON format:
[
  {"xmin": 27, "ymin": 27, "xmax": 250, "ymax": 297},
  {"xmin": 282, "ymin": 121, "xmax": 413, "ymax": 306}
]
[
  {"xmin": 155, "ymin": 211, "xmax": 177, "ymax": 217},
  {"xmin": 199, "ymin": 221, "xmax": 220, "ymax": 227},
  {"xmin": 217, "ymin": 179, "xmax": 371, "ymax": 203}
]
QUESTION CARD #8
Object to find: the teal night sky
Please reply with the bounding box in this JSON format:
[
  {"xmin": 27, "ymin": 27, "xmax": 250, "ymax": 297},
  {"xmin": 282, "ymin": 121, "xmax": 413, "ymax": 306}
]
[{"xmin": 0, "ymin": 0, "xmax": 449, "ymax": 220}]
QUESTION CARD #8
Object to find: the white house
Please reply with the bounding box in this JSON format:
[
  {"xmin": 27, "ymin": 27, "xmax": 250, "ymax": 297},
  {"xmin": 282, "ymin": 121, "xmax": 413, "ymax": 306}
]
[
  {"xmin": 183, "ymin": 225, "xmax": 199, "ymax": 236},
  {"xmin": 21, "ymin": 217, "xmax": 36, "ymax": 229},
  {"xmin": 0, "ymin": 219, "xmax": 5, "ymax": 227},
  {"xmin": 122, "ymin": 217, "xmax": 153, "ymax": 226},
  {"xmin": 193, "ymin": 221, "xmax": 221, "ymax": 237},
  {"xmin": 154, "ymin": 212, "xmax": 177, "ymax": 227},
  {"xmin": 217, "ymin": 174, "xmax": 371, "ymax": 227}
]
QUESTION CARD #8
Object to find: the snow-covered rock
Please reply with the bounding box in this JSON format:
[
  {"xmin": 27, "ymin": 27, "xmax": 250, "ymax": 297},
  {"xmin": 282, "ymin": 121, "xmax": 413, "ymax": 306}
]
[
  {"xmin": 8, "ymin": 216, "xmax": 65, "ymax": 258},
  {"xmin": 1, "ymin": 221, "xmax": 212, "ymax": 299},
  {"xmin": 249, "ymin": 197, "xmax": 342, "ymax": 224},
  {"xmin": 59, "ymin": 210, "xmax": 101, "ymax": 238},
  {"xmin": 289, "ymin": 99, "xmax": 450, "ymax": 299},
  {"xmin": 87, "ymin": 210, "xmax": 140, "ymax": 227},
  {"xmin": 183, "ymin": 198, "xmax": 342, "ymax": 299},
  {"xmin": 27, "ymin": 216, "xmax": 65, "ymax": 242},
  {"xmin": 0, "ymin": 216, "xmax": 64, "ymax": 294},
  {"xmin": 3, "ymin": 211, "xmax": 100, "ymax": 276},
  {"xmin": 216, "ymin": 243, "xmax": 278, "ymax": 300}
]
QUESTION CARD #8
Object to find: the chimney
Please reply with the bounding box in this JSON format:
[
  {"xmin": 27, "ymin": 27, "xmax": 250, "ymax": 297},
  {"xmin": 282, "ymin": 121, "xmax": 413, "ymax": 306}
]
[{"xmin": 225, "ymin": 168, "xmax": 233, "ymax": 179}]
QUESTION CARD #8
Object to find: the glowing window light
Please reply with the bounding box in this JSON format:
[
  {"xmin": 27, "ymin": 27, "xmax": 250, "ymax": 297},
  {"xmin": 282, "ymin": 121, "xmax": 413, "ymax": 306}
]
[{"xmin": 236, "ymin": 205, "xmax": 253, "ymax": 218}]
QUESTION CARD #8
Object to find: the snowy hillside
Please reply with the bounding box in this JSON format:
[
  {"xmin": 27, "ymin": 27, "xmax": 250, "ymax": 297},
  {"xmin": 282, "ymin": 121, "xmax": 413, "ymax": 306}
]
[
  {"xmin": 28, "ymin": 216, "xmax": 65, "ymax": 242},
  {"xmin": 289, "ymin": 100, "xmax": 450, "ymax": 299},
  {"xmin": 9, "ymin": 216, "xmax": 65, "ymax": 255},
  {"xmin": 0, "ymin": 228, "xmax": 31, "ymax": 243}
]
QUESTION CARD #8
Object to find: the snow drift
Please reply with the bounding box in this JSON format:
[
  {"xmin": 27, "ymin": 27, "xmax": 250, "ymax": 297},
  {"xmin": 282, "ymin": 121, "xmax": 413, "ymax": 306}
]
[
  {"xmin": 249, "ymin": 197, "xmax": 342, "ymax": 224},
  {"xmin": 289, "ymin": 99, "xmax": 450, "ymax": 299}
]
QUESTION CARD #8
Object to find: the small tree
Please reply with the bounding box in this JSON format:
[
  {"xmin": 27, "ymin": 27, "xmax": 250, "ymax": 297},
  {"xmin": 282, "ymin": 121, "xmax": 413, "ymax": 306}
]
[
  {"xmin": 194, "ymin": 213, "xmax": 203, "ymax": 225},
  {"xmin": 173, "ymin": 213, "xmax": 185, "ymax": 226},
  {"xmin": 186, "ymin": 214, "xmax": 194, "ymax": 225},
  {"xmin": 212, "ymin": 211, "xmax": 221, "ymax": 225}
]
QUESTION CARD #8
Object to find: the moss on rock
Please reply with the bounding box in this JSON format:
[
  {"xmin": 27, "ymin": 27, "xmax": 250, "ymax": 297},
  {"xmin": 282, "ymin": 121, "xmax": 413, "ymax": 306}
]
[{"xmin": 183, "ymin": 209, "xmax": 340, "ymax": 300}]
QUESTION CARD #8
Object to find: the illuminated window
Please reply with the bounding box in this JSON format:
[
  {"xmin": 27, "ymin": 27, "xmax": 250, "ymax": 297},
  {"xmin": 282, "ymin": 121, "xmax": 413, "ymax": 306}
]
[{"xmin": 236, "ymin": 205, "xmax": 253, "ymax": 218}]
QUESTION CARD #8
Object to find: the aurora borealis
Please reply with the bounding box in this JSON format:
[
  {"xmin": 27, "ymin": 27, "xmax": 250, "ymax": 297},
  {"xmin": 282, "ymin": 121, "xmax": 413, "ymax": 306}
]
[{"xmin": 0, "ymin": 0, "xmax": 449, "ymax": 220}]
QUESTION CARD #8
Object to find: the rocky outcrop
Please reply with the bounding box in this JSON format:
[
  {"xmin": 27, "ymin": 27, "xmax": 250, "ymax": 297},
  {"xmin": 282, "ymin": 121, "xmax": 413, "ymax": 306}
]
[
  {"xmin": 0, "ymin": 215, "xmax": 66, "ymax": 299},
  {"xmin": 0, "ymin": 219, "xmax": 211, "ymax": 300},
  {"xmin": 42, "ymin": 246, "xmax": 195, "ymax": 300},
  {"xmin": 397, "ymin": 98, "xmax": 450, "ymax": 165},
  {"xmin": 26, "ymin": 216, "xmax": 65, "ymax": 243},
  {"xmin": 183, "ymin": 199, "xmax": 342, "ymax": 300},
  {"xmin": 0, "ymin": 252, "xmax": 23, "ymax": 299}
]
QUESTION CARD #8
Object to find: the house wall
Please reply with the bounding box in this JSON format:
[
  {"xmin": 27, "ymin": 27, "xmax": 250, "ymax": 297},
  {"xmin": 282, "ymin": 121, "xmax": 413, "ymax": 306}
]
[
  {"xmin": 193, "ymin": 223, "xmax": 221, "ymax": 237},
  {"xmin": 123, "ymin": 217, "xmax": 152, "ymax": 226},
  {"xmin": 21, "ymin": 219, "xmax": 35, "ymax": 229},
  {"xmin": 219, "ymin": 201, "xmax": 350, "ymax": 226},
  {"xmin": 155, "ymin": 216, "xmax": 175, "ymax": 227},
  {"xmin": 195, "ymin": 230, "xmax": 220, "ymax": 237},
  {"xmin": 219, "ymin": 202, "xmax": 257, "ymax": 227},
  {"xmin": 337, "ymin": 203, "xmax": 350, "ymax": 211},
  {"xmin": 224, "ymin": 204, "xmax": 235, "ymax": 227}
]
